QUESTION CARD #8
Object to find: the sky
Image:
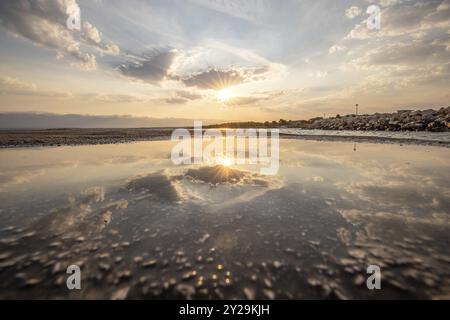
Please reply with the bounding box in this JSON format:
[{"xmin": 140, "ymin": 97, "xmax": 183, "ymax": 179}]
[{"xmin": 0, "ymin": 0, "xmax": 449, "ymax": 123}]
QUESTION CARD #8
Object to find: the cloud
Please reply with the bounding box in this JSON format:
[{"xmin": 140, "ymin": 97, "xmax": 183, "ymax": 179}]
[
  {"xmin": 346, "ymin": 0, "xmax": 450, "ymax": 40},
  {"xmin": 334, "ymin": 0, "xmax": 450, "ymax": 100},
  {"xmin": 118, "ymin": 50, "xmax": 178, "ymax": 84},
  {"xmin": 364, "ymin": 41, "xmax": 449, "ymax": 66},
  {"xmin": 182, "ymin": 68, "xmax": 244, "ymax": 89},
  {"xmin": 94, "ymin": 94, "xmax": 145, "ymax": 103},
  {"xmin": 175, "ymin": 91, "xmax": 202, "ymax": 100},
  {"xmin": 345, "ymin": 6, "xmax": 362, "ymax": 19},
  {"xmin": 0, "ymin": 0, "xmax": 119, "ymax": 70},
  {"xmin": 0, "ymin": 76, "xmax": 71, "ymax": 97},
  {"xmin": 223, "ymin": 90, "xmax": 287, "ymax": 107},
  {"xmin": 224, "ymin": 96, "xmax": 263, "ymax": 106},
  {"xmin": 189, "ymin": 0, "xmax": 270, "ymax": 24},
  {"xmin": 82, "ymin": 22, "xmax": 120, "ymax": 56},
  {"xmin": 181, "ymin": 65, "xmax": 274, "ymax": 89},
  {"xmin": 0, "ymin": 76, "xmax": 36, "ymax": 94},
  {"xmin": 329, "ymin": 45, "xmax": 346, "ymax": 54},
  {"xmin": 164, "ymin": 98, "xmax": 188, "ymax": 104}
]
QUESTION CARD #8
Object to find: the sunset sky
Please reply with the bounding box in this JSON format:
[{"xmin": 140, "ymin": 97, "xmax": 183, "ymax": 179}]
[{"xmin": 0, "ymin": 0, "xmax": 449, "ymax": 123}]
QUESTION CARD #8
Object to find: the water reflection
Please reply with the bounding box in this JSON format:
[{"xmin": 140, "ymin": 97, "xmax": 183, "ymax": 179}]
[{"xmin": 0, "ymin": 140, "xmax": 449, "ymax": 299}]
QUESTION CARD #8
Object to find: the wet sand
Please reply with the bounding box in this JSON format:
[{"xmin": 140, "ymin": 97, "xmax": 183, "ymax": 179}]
[
  {"xmin": 1, "ymin": 128, "xmax": 449, "ymax": 148},
  {"xmin": 0, "ymin": 140, "xmax": 449, "ymax": 299}
]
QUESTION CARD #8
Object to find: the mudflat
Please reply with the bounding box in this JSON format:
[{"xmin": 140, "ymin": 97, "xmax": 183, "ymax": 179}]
[{"xmin": 1, "ymin": 128, "xmax": 449, "ymax": 148}]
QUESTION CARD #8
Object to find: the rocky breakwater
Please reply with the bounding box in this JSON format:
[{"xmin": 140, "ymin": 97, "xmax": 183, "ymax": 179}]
[{"xmin": 309, "ymin": 107, "xmax": 450, "ymax": 131}]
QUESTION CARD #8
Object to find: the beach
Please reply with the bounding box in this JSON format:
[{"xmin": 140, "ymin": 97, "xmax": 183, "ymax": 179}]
[{"xmin": 1, "ymin": 128, "xmax": 449, "ymax": 148}]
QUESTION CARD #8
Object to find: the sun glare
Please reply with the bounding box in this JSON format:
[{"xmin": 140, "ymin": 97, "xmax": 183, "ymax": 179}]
[
  {"xmin": 217, "ymin": 156, "xmax": 233, "ymax": 167},
  {"xmin": 217, "ymin": 88, "xmax": 233, "ymax": 102}
]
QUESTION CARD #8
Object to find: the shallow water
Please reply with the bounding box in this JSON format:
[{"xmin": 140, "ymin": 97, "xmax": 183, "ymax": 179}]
[
  {"xmin": 0, "ymin": 140, "xmax": 449, "ymax": 299},
  {"xmin": 280, "ymin": 129, "xmax": 450, "ymax": 144}
]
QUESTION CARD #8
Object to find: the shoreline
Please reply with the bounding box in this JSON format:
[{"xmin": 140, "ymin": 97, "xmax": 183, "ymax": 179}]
[{"xmin": 0, "ymin": 128, "xmax": 449, "ymax": 149}]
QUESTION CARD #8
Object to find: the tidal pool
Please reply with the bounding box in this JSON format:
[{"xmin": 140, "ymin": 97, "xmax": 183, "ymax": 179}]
[{"xmin": 0, "ymin": 139, "xmax": 449, "ymax": 299}]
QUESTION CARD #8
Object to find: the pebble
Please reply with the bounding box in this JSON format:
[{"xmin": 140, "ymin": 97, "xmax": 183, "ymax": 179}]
[
  {"xmin": 182, "ymin": 270, "xmax": 197, "ymax": 280},
  {"xmin": 0, "ymin": 252, "xmax": 12, "ymax": 260},
  {"xmin": 243, "ymin": 287, "xmax": 255, "ymax": 300},
  {"xmin": 348, "ymin": 249, "xmax": 367, "ymax": 259},
  {"xmin": 111, "ymin": 286, "xmax": 130, "ymax": 300},
  {"xmin": 142, "ymin": 259, "xmax": 157, "ymax": 268},
  {"xmin": 175, "ymin": 284, "xmax": 195, "ymax": 299},
  {"xmin": 117, "ymin": 270, "xmax": 132, "ymax": 281},
  {"xmin": 96, "ymin": 252, "xmax": 111, "ymax": 259},
  {"xmin": 273, "ymin": 261, "xmax": 282, "ymax": 269},
  {"xmin": 263, "ymin": 289, "xmax": 275, "ymax": 300},
  {"xmin": 99, "ymin": 263, "xmax": 111, "ymax": 271},
  {"xmin": 353, "ymin": 275, "xmax": 365, "ymax": 286},
  {"xmin": 263, "ymin": 278, "xmax": 273, "ymax": 288},
  {"xmin": 198, "ymin": 234, "xmax": 210, "ymax": 243},
  {"xmin": 51, "ymin": 262, "xmax": 63, "ymax": 274},
  {"xmin": 24, "ymin": 278, "xmax": 42, "ymax": 286}
]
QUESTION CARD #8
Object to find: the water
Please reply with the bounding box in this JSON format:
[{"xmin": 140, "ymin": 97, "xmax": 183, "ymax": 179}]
[
  {"xmin": 0, "ymin": 140, "xmax": 449, "ymax": 299},
  {"xmin": 280, "ymin": 129, "xmax": 450, "ymax": 144}
]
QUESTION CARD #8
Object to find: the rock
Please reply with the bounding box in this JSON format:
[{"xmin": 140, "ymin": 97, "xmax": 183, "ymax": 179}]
[
  {"xmin": 51, "ymin": 262, "xmax": 63, "ymax": 274},
  {"xmin": 98, "ymin": 263, "xmax": 111, "ymax": 271},
  {"xmin": 96, "ymin": 252, "xmax": 110, "ymax": 259},
  {"xmin": 353, "ymin": 275, "xmax": 365, "ymax": 286},
  {"xmin": 111, "ymin": 286, "xmax": 130, "ymax": 300},
  {"xmin": 243, "ymin": 287, "xmax": 255, "ymax": 300},
  {"xmin": 263, "ymin": 289, "xmax": 275, "ymax": 300},
  {"xmin": 272, "ymin": 261, "xmax": 282, "ymax": 269},
  {"xmin": 263, "ymin": 278, "xmax": 273, "ymax": 288},
  {"xmin": 175, "ymin": 284, "xmax": 195, "ymax": 299},
  {"xmin": 0, "ymin": 252, "xmax": 12, "ymax": 260},
  {"xmin": 142, "ymin": 259, "xmax": 157, "ymax": 268},
  {"xmin": 117, "ymin": 270, "xmax": 132, "ymax": 281},
  {"xmin": 182, "ymin": 270, "xmax": 197, "ymax": 280},
  {"xmin": 348, "ymin": 249, "xmax": 366, "ymax": 259},
  {"xmin": 296, "ymin": 107, "xmax": 450, "ymax": 132},
  {"xmin": 197, "ymin": 233, "xmax": 210, "ymax": 243},
  {"xmin": 24, "ymin": 278, "xmax": 42, "ymax": 286},
  {"xmin": 133, "ymin": 256, "xmax": 143, "ymax": 263},
  {"xmin": 48, "ymin": 241, "xmax": 62, "ymax": 248}
]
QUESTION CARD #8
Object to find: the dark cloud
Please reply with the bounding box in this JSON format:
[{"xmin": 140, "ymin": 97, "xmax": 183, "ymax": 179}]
[
  {"xmin": 118, "ymin": 50, "xmax": 178, "ymax": 84},
  {"xmin": 181, "ymin": 68, "xmax": 245, "ymax": 89},
  {"xmin": 180, "ymin": 65, "xmax": 273, "ymax": 89}
]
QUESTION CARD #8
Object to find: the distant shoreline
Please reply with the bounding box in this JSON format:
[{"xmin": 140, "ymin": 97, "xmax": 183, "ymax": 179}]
[
  {"xmin": 206, "ymin": 106, "xmax": 450, "ymax": 132},
  {"xmin": 1, "ymin": 128, "xmax": 449, "ymax": 149}
]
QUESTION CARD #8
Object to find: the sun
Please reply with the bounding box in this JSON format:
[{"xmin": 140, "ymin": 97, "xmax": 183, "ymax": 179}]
[
  {"xmin": 217, "ymin": 156, "xmax": 233, "ymax": 167},
  {"xmin": 216, "ymin": 88, "xmax": 233, "ymax": 102}
]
